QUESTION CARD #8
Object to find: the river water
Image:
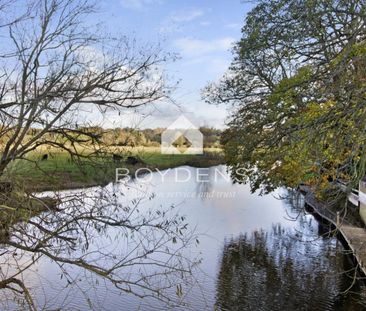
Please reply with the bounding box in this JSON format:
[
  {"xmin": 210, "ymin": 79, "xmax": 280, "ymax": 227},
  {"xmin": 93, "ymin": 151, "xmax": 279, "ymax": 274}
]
[{"xmin": 1, "ymin": 165, "xmax": 366, "ymax": 310}]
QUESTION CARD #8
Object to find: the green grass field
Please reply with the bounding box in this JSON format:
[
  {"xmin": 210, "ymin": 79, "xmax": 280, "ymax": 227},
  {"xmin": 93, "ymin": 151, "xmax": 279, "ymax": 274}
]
[{"xmin": 4, "ymin": 147, "xmax": 224, "ymax": 191}]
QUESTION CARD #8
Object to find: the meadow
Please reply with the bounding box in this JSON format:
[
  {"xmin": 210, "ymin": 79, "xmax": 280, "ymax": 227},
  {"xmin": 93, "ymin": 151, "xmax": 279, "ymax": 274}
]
[{"xmin": 5, "ymin": 147, "xmax": 224, "ymax": 191}]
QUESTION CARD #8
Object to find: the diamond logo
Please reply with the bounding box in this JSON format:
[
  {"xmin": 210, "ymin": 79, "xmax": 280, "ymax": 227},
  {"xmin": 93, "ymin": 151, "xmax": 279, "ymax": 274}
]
[{"xmin": 161, "ymin": 115, "xmax": 203, "ymax": 154}]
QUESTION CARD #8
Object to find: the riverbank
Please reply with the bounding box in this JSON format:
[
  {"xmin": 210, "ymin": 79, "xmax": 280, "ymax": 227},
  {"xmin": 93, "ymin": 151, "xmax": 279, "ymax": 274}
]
[
  {"xmin": 299, "ymin": 184, "xmax": 366, "ymax": 276},
  {"xmin": 4, "ymin": 148, "xmax": 224, "ymax": 192}
]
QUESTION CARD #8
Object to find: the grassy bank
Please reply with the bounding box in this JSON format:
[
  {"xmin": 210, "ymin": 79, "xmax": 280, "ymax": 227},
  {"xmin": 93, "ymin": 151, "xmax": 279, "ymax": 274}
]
[{"xmin": 4, "ymin": 147, "xmax": 224, "ymax": 192}]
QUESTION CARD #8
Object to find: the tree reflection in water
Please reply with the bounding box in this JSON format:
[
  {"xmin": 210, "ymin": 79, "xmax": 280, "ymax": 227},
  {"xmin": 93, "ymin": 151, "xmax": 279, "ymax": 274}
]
[
  {"xmin": 0, "ymin": 183, "xmax": 198, "ymax": 310},
  {"xmin": 215, "ymin": 217, "xmax": 366, "ymax": 310}
]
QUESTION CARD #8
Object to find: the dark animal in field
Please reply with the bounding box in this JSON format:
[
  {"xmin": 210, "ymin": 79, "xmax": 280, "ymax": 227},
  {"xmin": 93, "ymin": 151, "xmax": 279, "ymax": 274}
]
[
  {"xmin": 41, "ymin": 154, "xmax": 48, "ymax": 161},
  {"xmin": 112, "ymin": 154, "xmax": 123, "ymax": 162},
  {"xmin": 126, "ymin": 156, "xmax": 142, "ymax": 165},
  {"xmin": 0, "ymin": 228, "xmax": 9, "ymax": 243},
  {"xmin": 0, "ymin": 182, "xmax": 13, "ymax": 193}
]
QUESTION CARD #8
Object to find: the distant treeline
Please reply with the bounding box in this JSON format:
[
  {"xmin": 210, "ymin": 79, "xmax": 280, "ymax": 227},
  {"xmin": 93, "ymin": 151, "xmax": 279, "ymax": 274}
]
[
  {"xmin": 25, "ymin": 127, "xmax": 223, "ymax": 148},
  {"xmin": 103, "ymin": 127, "xmax": 222, "ymax": 148}
]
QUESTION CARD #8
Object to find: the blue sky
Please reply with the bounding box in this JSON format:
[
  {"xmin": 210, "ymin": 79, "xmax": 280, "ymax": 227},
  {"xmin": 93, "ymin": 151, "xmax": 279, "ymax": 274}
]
[{"xmin": 97, "ymin": 0, "xmax": 254, "ymax": 128}]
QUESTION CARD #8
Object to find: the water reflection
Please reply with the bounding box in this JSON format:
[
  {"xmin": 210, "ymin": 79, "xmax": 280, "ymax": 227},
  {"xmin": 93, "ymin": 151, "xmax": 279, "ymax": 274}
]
[
  {"xmin": 215, "ymin": 225, "xmax": 365, "ymax": 311},
  {"xmin": 0, "ymin": 166, "xmax": 366, "ymax": 310},
  {"xmin": 0, "ymin": 183, "xmax": 197, "ymax": 310}
]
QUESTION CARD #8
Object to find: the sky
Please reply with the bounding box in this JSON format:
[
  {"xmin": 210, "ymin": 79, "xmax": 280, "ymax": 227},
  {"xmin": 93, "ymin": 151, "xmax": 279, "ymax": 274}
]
[{"xmin": 96, "ymin": 0, "xmax": 254, "ymax": 129}]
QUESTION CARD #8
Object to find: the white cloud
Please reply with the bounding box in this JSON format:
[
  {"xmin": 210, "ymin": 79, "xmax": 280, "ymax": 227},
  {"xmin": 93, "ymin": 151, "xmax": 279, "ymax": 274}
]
[
  {"xmin": 120, "ymin": 0, "xmax": 163, "ymax": 10},
  {"xmin": 170, "ymin": 9, "xmax": 204, "ymax": 23},
  {"xmin": 200, "ymin": 21, "xmax": 211, "ymax": 27},
  {"xmin": 173, "ymin": 37, "xmax": 235, "ymax": 57},
  {"xmin": 159, "ymin": 8, "xmax": 204, "ymax": 34},
  {"xmin": 224, "ymin": 23, "xmax": 242, "ymax": 29},
  {"xmin": 207, "ymin": 58, "xmax": 231, "ymax": 75}
]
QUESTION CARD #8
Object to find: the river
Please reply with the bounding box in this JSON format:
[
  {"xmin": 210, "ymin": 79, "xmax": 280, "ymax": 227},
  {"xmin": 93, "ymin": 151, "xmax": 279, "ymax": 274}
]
[{"xmin": 1, "ymin": 165, "xmax": 365, "ymax": 310}]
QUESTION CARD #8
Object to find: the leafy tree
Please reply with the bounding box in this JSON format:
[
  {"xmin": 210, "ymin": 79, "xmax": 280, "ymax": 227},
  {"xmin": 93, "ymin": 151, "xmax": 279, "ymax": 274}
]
[{"xmin": 204, "ymin": 0, "xmax": 366, "ymax": 194}]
